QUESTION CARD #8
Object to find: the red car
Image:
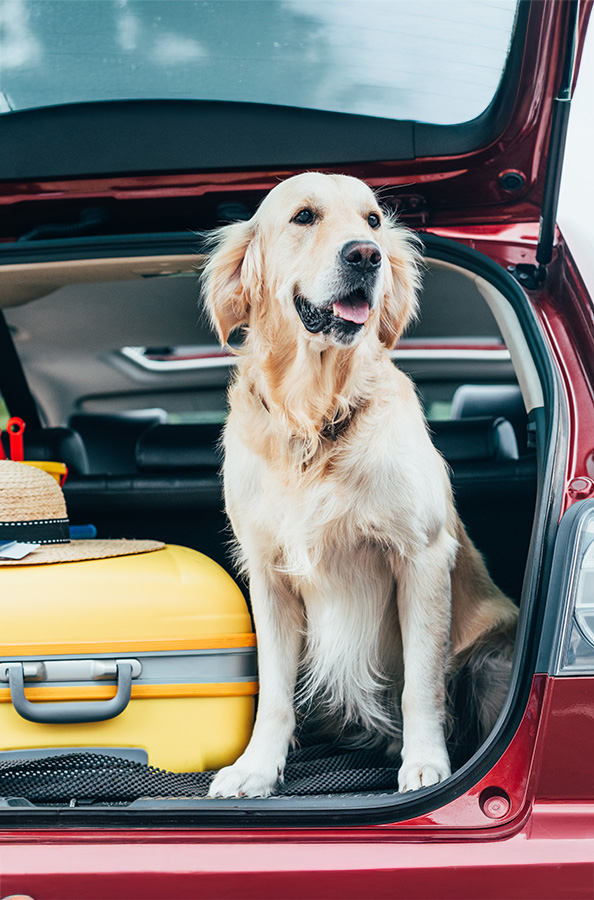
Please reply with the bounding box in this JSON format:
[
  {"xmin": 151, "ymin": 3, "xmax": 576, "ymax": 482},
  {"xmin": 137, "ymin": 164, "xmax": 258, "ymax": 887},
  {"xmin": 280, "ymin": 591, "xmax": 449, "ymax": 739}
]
[{"xmin": 0, "ymin": 0, "xmax": 593, "ymax": 896}]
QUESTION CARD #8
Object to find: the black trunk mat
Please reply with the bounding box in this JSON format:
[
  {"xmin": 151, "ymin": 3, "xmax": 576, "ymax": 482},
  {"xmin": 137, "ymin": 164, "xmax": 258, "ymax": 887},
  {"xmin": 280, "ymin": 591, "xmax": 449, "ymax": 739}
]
[{"xmin": 0, "ymin": 743, "xmax": 401, "ymax": 804}]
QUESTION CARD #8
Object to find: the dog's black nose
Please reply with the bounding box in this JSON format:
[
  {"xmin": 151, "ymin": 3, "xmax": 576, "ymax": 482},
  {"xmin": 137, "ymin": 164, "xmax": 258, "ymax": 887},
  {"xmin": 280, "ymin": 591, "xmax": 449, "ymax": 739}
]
[{"xmin": 341, "ymin": 240, "xmax": 382, "ymax": 270}]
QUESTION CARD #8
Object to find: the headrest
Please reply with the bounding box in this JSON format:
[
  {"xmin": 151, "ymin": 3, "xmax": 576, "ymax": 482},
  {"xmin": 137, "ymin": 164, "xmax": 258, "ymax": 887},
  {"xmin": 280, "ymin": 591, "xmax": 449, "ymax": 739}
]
[
  {"xmin": 450, "ymin": 384, "xmax": 524, "ymax": 420},
  {"xmin": 451, "ymin": 384, "xmax": 528, "ymax": 453},
  {"xmin": 430, "ymin": 417, "xmax": 519, "ymax": 463},
  {"xmin": 69, "ymin": 410, "xmax": 168, "ymax": 474},
  {"xmin": 135, "ymin": 423, "xmax": 224, "ymax": 471},
  {"xmin": 1, "ymin": 427, "xmax": 89, "ymax": 475},
  {"xmin": 135, "ymin": 418, "xmax": 518, "ymax": 471}
]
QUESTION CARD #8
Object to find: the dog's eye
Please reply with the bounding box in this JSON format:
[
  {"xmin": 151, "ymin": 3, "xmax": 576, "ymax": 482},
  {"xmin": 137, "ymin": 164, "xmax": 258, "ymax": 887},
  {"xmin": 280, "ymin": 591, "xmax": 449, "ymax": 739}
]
[
  {"xmin": 292, "ymin": 208, "xmax": 316, "ymax": 226},
  {"xmin": 367, "ymin": 213, "xmax": 381, "ymax": 229}
]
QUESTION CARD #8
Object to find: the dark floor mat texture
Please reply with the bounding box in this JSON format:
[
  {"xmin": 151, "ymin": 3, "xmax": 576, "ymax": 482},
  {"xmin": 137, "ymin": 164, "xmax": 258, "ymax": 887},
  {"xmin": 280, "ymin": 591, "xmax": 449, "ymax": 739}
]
[{"xmin": 0, "ymin": 743, "xmax": 400, "ymax": 804}]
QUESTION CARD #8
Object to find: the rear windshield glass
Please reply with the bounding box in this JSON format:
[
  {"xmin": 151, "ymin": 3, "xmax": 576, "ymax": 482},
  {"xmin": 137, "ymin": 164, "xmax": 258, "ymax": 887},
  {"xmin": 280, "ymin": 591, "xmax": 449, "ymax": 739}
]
[{"xmin": 0, "ymin": 0, "xmax": 519, "ymax": 125}]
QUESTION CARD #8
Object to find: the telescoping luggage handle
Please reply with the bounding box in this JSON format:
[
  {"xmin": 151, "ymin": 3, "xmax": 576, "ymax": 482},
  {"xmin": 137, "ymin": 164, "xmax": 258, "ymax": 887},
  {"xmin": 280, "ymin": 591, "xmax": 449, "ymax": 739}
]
[{"xmin": 3, "ymin": 660, "xmax": 140, "ymax": 724}]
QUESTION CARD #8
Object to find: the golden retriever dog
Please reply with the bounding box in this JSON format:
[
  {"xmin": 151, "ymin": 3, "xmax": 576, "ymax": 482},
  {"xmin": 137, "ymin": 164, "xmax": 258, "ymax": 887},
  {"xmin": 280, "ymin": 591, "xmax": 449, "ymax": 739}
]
[{"xmin": 203, "ymin": 172, "xmax": 518, "ymax": 798}]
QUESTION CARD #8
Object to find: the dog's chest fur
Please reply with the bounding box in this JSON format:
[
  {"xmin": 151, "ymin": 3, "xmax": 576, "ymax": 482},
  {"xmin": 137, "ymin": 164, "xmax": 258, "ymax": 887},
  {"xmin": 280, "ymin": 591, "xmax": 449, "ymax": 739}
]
[
  {"xmin": 226, "ymin": 432, "xmax": 409, "ymax": 733},
  {"xmin": 224, "ymin": 377, "xmax": 450, "ymax": 580},
  {"xmin": 222, "ymin": 367, "xmax": 454, "ymax": 737}
]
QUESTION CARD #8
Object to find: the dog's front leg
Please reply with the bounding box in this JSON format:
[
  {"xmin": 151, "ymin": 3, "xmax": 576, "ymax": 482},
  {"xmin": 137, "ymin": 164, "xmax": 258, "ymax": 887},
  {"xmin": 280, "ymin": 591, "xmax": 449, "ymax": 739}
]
[
  {"xmin": 393, "ymin": 530, "xmax": 456, "ymax": 791},
  {"xmin": 209, "ymin": 569, "xmax": 303, "ymax": 798}
]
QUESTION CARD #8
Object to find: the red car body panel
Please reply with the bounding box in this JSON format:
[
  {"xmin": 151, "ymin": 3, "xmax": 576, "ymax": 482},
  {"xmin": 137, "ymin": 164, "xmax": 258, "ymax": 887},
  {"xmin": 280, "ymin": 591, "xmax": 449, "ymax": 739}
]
[
  {"xmin": 0, "ymin": 816, "xmax": 593, "ymax": 900},
  {"xmin": 535, "ymin": 678, "xmax": 594, "ymax": 801}
]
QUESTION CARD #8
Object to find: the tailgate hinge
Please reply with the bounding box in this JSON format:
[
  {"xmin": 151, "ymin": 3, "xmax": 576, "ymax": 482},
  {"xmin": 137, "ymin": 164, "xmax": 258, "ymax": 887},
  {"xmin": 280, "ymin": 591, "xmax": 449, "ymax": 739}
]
[
  {"xmin": 507, "ymin": 262, "xmax": 547, "ymax": 291},
  {"xmin": 389, "ymin": 194, "xmax": 428, "ymax": 225}
]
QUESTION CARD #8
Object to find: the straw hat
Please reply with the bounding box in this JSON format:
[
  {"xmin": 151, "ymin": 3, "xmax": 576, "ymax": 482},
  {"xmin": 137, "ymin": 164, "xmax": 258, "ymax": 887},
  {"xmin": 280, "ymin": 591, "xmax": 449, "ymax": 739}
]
[{"xmin": 0, "ymin": 460, "xmax": 164, "ymax": 566}]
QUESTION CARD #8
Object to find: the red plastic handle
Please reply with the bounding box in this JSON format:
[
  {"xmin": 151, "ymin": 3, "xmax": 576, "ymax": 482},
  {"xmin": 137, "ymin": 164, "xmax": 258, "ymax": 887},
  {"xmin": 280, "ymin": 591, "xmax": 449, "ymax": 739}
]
[
  {"xmin": 0, "ymin": 430, "xmax": 6, "ymax": 460},
  {"xmin": 7, "ymin": 417, "xmax": 25, "ymax": 461}
]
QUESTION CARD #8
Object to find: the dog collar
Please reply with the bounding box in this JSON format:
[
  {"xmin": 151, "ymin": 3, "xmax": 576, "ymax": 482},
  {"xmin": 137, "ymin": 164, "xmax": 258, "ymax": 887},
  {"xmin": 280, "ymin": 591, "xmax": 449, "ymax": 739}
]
[
  {"xmin": 320, "ymin": 411, "xmax": 357, "ymax": 442},
  {"xmin": 257, "ymin": 392, "xmax": 359, "ymax": 442}
]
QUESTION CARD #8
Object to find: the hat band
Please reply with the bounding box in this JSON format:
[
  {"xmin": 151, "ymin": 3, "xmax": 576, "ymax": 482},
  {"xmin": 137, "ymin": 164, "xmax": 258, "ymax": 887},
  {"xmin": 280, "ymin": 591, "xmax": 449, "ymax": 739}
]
[{"xmin": 0, "ymin": 517, "xmax": 70, "ymax": 544}]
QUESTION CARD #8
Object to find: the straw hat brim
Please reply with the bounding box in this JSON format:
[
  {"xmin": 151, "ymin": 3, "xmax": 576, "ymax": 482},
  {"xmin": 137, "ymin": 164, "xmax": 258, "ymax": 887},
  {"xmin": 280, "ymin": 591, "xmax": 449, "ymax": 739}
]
[{"xmin": 0, "ymin": 539, "xmax": 165, "ymax": 566}]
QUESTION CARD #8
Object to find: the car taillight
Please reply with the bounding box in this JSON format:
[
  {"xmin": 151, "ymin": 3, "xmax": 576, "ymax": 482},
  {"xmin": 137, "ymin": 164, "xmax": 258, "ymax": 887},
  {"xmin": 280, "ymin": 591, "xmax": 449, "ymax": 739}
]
[{"xmin": 555, "ymin": 502, "xmax": 594, "ymax": 674}]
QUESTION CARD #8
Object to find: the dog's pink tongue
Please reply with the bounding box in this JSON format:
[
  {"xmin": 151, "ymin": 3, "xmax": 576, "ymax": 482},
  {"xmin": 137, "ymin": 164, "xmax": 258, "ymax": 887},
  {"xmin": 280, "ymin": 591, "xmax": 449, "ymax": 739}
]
[{"xmin": 332, "ymin": 299, "xmax": 370, "ymax": 324}]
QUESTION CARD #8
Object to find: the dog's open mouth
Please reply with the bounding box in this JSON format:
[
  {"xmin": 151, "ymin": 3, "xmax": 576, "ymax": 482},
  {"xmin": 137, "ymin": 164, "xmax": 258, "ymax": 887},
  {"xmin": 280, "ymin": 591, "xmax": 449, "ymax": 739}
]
[{"xmin": 294, "ymin": 291, "xmax": 371, "ymax": 334}]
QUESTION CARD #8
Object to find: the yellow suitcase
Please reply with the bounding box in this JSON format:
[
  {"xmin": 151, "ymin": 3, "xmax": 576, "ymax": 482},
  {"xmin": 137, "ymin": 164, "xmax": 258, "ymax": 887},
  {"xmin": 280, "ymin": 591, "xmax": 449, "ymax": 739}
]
[{"xmin": 0, "ymin": 545, "xmax": 256, "ymax": 771}]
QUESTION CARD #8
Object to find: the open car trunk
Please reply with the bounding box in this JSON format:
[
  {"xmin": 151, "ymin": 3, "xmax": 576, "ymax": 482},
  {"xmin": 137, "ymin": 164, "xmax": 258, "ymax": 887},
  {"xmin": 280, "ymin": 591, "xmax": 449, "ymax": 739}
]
[
  {"xmin": 0, "ymin": 222, "xmax": 561, "ymax": 828},
  {"xmin": 0, "ymin": 0, "xmax": 587, "ymax": 846}
]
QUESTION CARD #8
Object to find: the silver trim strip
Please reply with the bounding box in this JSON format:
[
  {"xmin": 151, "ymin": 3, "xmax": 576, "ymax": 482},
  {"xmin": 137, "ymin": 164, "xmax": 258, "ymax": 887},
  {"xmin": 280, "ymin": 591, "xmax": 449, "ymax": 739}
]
[
  {"xmin": 121, "ymin": 345, "xmax": 511, "ymax": 373},
  {"xmin": 0, "ymin": 650, "xmax": 259, "ymax": 684},
  {"xmin": 121, "ymin": 346, "xmax": 237, "ymax": 371},
  {"xmin": 390, "ymin": 348, "xmax": 511, "ymax": 362}
]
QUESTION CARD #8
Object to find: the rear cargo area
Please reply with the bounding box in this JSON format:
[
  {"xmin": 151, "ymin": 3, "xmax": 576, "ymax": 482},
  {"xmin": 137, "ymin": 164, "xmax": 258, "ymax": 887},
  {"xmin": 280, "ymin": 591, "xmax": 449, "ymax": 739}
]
[{"xmin": 0, "ymin": 231, "xmax": 545, "ymax": 818}]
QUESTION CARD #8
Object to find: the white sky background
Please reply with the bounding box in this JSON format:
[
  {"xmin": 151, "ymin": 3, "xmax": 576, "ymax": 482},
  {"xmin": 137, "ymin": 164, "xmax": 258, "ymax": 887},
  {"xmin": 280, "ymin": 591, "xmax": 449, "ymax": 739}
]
[{"xmin": 558, "ymin": 18, "xmax": 594, "ymax": 294}]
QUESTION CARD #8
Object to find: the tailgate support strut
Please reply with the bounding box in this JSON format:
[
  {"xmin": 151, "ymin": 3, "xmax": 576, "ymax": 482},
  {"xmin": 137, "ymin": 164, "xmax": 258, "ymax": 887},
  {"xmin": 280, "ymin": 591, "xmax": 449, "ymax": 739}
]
[
  {"xmin": 510, "ymin": 0, "xmax": 581, "ymax": 289},
  {"xmin": 535, "ymin": 0, "xmax": 580, "ymax": 271}
]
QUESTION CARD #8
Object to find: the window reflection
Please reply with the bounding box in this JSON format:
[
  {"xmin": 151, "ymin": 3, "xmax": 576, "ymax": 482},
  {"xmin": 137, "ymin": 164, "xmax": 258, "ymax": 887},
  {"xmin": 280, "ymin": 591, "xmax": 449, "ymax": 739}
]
[{"xmin": 0, "ymin": 0, "xmax": 518, "ymax": 124}]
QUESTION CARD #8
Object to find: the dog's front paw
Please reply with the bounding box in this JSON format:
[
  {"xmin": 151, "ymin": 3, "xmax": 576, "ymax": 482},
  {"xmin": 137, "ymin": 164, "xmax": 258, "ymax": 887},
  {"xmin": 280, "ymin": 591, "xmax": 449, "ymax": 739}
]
[
  {"xmin": 208, "ymin": 760, "xmax": 282, "ymax": 798},
  {"xmin": 398, "ymin": 753, "xmax": 451, "ymax": 792}
]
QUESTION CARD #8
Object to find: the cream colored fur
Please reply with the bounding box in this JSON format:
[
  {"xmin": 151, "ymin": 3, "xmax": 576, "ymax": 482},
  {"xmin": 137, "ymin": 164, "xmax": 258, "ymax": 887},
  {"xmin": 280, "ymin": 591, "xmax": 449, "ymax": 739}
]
[{"xmin": 203, "ymin": 173, "xmax": 518, "ymax": 798}]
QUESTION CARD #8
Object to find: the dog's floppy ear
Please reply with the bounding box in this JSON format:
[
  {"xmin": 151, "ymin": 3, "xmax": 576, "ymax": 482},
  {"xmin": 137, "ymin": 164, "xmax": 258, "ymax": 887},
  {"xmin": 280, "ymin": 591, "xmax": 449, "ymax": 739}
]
[
  {"xmin": 201, "ymin": 220, "xmax": 261, "ymax": 344},
  {"xmin": 378, "ymin": 222, "xmax": 422, "ymax": 349}
]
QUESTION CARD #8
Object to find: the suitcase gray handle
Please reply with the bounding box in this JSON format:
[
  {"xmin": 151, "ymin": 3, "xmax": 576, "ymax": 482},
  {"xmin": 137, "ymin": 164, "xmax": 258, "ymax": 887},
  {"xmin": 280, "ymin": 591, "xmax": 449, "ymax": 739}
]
[{"xmin": 7, "ymin": 662, "xmax": 133, "ymax": 724}]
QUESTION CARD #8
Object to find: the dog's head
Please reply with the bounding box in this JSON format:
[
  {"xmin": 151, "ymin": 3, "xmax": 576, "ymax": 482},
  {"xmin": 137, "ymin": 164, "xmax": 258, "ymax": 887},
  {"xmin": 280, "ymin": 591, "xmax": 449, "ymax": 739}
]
[{"xmin": 203, "ymin": 173, "xmax": 421, "ymax": 350}]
